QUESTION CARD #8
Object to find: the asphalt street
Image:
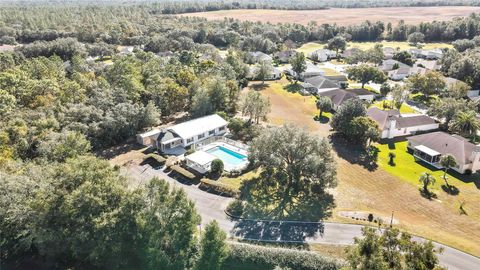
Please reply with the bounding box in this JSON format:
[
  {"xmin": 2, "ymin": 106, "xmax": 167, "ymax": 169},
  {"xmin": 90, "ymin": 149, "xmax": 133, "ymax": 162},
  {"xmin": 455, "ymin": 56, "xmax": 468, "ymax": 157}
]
[{"xmin": 127, "ymin": 164, "xmax": 480, "ymax": 270}]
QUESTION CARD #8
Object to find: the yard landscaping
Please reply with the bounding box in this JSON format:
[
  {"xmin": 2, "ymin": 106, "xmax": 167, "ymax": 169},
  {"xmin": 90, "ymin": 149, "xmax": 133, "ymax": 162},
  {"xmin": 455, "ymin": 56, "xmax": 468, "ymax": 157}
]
[
  {"xmin": 255, "ymin": 79, "xmax": 480, "ymax": 256},
  {"xmin": 370, "ymin": 100, "xmax": 418, "ymax": 114}
]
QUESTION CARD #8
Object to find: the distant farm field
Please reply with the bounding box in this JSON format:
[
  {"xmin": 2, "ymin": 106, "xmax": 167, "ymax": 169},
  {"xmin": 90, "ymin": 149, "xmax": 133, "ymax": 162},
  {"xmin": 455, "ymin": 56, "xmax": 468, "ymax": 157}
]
[{"xmin": 179, "ymin": 6, "xmax": 480, "ymax": 26}]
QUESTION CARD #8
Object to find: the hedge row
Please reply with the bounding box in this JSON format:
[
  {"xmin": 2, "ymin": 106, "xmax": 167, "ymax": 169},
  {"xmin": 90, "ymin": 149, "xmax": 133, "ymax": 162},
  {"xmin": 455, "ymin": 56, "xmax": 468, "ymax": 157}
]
[
  {"xmin": 146, "ymin": 153, "xmax": 166, "ymax": 164},
  {"xmin": 224, "ymin": 242, "xmax": 344, "ymax": 270},
  {"xmin": 200, "ymin": 178, "xmax": 239, "ymax": 197},
  {"xmin": 170, "ymin": 165, "xmax": 196, "ymax": 180}
]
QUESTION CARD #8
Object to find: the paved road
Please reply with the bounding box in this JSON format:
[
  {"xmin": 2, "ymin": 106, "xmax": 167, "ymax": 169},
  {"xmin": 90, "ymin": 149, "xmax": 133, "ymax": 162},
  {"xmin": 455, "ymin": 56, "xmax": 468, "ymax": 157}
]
[{"xmin": 127, "ymin": 164, "xmax": 480, "ymax": 270}]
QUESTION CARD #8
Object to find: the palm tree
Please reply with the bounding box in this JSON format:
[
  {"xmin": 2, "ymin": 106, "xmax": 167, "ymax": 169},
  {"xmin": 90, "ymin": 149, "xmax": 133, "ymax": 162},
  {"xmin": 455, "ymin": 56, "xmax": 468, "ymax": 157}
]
[
  {"xmin": 439, "ymin": 155, "xmax": 457, "ymax": 188},
  {"xmin": 419, "ymin": 172, "xmax": 436, "ymax": 196},
  {"xmin": 449, "ymin": 110, "xmax": 480, "ymax": 141}
]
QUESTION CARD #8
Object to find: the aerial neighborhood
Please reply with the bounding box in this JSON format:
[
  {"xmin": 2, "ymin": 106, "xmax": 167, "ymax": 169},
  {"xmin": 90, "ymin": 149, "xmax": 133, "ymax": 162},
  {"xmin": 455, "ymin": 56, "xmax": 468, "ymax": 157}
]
[{"xmin": 2, "ymin": 1, "xmax": 480, "ymax": 269}]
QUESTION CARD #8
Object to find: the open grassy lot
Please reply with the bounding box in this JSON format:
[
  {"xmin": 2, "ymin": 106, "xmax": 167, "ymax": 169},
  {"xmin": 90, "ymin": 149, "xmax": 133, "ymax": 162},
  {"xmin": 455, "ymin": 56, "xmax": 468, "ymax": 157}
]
[
  {"xmin": 253, "ymin": 79, "xmax": 480, "ymax": 256},
  {"xmin": 297, "ymin": 41, "xmax": 451, "ymax": 56},
  {"xmin": 216, "ymin": 170, "xmax": 260, "ymax": 191},
  {"xmin": 370, "ymin": 100, "xmax": 418, "ymax": 114},
  {"xmin": 179, "ymin": 6, "xmax": 480, "ymax": 26}
]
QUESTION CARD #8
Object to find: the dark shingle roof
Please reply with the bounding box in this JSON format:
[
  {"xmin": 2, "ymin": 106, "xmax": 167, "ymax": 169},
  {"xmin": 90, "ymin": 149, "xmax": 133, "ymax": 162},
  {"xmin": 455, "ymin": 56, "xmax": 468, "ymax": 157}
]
[
  {"xmin": 348, "ymin": 88, "xmax": 375, "ymax": 96},
  {"xmin": 408, "ymin": 131, "xmax": 477, "ymax": 165},
  {"xmin": 156, "ymin": 130, "xmax": 179, "ymax": 143},
  {"xmin": 367, "ymin": 107, "xmax": 400, "ymax": 130},
  {"xmin": 396, "ymin": 115, "xmax": 436, "ymax": 128},
  {"xmin": 319, "ymin": 89, "xmax": 357, "ymax": 107},
  {"xmin": 304, "ymin": 76, "xmax": 339, "ymax": 89}
]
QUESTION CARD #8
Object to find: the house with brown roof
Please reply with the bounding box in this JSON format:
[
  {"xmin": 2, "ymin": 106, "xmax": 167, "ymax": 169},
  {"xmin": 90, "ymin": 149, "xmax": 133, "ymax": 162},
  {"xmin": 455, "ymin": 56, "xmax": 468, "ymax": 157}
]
[
  {"xmin": 367, "ymin": 107, "xmax": 438, "ymax": 139},
  {"xmin": 407, "ymin": 131, "xmax": 480, "ymax": 174},
  {"xmin": 319, "ymin": 88, "xmax": 375, "ymax": 110}
]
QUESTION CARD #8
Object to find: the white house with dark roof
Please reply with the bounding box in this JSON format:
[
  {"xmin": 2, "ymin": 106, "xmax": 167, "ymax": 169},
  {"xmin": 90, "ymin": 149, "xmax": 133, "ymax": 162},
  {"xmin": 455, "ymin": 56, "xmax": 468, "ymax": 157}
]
[
  {"xmin": 319, "ymin": 88, "xmax": 375, "ymax": 110},
  {"xmin": 142, "ymin": 114, "xmax": 229, "ymax": 155},
  {"xmin": 380, "ymin": 59, "xmax": 410, "ymax": 72},
  {"xmin": 367, "ymin": 107, "xmax": 438, "ymax": 139},
  {"xmin": 407, "ymin": 131, "xmax": 480, "ymax": 174},
  {"xmin": 247, "ymin": 51, "xmax": 273, "ymax": 63}
]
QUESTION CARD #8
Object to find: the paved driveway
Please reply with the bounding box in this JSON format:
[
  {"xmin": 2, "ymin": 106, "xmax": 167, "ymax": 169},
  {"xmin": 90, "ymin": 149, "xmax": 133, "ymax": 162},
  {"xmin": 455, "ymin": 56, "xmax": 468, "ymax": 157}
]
[{"xmin": 125, "ymin": 164, "xmax": 479, "ymax": 270}]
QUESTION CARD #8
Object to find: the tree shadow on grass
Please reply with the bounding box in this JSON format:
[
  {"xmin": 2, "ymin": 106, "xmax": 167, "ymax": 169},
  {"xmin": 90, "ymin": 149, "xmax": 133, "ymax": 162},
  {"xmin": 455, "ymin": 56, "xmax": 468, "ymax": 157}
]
[
  {"xmin": 419, "ymin": 189, "xmax": 437, "ymax": 200},
  {"xmin": 331, "ymin": 135, "xmax": 379, "ymax": 171},
  {"xmin": 250, "ymin": 83, "xmax": 270, "ymax": 91},
  {"xmin": 233, "ymin": 176, "xmax": 333, "ymax": 242},
  {"xmin": 313, "ymin": 115, "xmax": 330, "ymax": 124},
  {"xmin": 441, "ymin": 184, "xmax": 460, "ymax": 195}
]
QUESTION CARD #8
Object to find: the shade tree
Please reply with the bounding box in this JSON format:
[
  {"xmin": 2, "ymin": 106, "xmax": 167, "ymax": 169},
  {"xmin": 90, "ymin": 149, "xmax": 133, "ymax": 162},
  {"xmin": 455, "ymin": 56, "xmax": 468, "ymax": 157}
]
[{"xmin": 346, "ymin": 64, "xmax": 387, "ymax": 88}]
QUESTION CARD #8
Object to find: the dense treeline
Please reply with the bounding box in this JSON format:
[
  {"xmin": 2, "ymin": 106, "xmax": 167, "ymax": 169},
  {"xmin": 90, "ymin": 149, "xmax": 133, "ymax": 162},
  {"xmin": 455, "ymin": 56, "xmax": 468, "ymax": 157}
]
[
  {"xmin": 2, "ymin": 4, "xmax": 480, "ymax": 54},
  {"xmin": 2, "ymin": 0, "xmax": 480, "ymax": 12}
]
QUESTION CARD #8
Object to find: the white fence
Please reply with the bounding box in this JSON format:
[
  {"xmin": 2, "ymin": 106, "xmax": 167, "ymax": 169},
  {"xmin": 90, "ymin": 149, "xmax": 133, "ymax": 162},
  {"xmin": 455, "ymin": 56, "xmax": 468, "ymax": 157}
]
[{"xmin": 192, "ymin": 136, "xmax": 249, "ymax": 151}]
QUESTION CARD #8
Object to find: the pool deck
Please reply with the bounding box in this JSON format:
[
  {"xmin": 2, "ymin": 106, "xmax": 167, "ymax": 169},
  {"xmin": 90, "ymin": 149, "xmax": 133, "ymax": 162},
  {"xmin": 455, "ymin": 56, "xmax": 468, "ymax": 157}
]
[{"xmin": 198, "ymin": 142, "xmax": 249, "ymax": 172}]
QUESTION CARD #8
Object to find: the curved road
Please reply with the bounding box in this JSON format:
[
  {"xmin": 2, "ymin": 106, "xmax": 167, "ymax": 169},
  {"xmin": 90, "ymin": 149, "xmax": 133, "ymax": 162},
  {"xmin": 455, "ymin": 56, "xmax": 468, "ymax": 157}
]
[{"xmin": 128, "ymin": 164, "xmax": 479, "ymax": 270}]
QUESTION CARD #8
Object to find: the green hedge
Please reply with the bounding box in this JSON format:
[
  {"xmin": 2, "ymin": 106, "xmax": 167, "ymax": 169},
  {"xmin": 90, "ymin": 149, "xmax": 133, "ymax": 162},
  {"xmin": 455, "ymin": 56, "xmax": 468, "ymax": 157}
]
[
  {"xmin": 200, "ymin": 179, "xmax": 239, "ymax": 197},
  {"xmin": 146, "ymin": 153, "xmax": 166, "ymax": 164},
  {"xmin": 224, "ymin": 242, "xmax": 343, "ymax": 270},
  {"xmin": 170, "ymin": 165, "xmax": 196, "ymax": 180}
]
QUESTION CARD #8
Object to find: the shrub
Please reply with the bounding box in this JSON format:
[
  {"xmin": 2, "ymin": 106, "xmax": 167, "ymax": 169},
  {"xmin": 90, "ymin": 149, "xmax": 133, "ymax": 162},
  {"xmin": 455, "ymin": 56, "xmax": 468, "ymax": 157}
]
[
  {"xmin": 210, "ymin": 159, "xmax": 224, "ymax": 177},
  {"xmin": 171, "ymin": 165, "xmax": 196, "ymax": 180},
  {"xmin": 224, "ymin": 242, "xmax": 343, "ymax": 270},
  {"xmin": 368, "ymin": 213, "xmax": 374, "ymax": 222},
  {"xmin": 226, "ymin": 199, "xmax": 244, "ymax": 217},
  {"xmin": 200, "ymin": 178, "xmax": 239, "ymax": 197},
  {"xmin": 388, "ymin": 152, "xmax": 396, "ymax": 166},
  {"xmin": 147, "ymin": 153, "xmax": 166, "ymax": 163}
]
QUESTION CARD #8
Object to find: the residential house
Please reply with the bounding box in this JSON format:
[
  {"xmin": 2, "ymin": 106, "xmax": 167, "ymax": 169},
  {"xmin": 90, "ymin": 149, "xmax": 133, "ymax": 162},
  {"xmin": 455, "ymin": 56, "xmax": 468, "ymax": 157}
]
[
  {"xmin": 341, "ymin": 48, "xmax": 362, "ymax": 59},
  {"xmin": 247, "ymin": 66, "xmax": 281, "ymax": 80},
  {"xmin": 408, "ymin": 48, "xmax": 443, "ymax": 60},
  {"xmin": 274, "ymin": 50, "xmax": 296, "ymax": 63},
  {"xmin": 407, "ymin": 131, "xmax": 480, "ymax": 174},
  {"xmin": 324, "ymin": 74, "xmax": 348, "ymax": 83},
  {"xmin": 380, "ymin": 59, "xmax": 410, "ymax": 72},
  {"xmin": 246, "ymin": 51, "xmax": 273, "ymax": 64},
  {"xmin": 388, "ymin": 66, "xmax": 427, "ymax": 81},
  {"xmin": 308, "ymin": 49, "xmax": 336, "ymax": 62},
  {"xmin": 383, "ymin": 47, "xmax": 396, "ymax": 59},
  {"xmin": 443, "ymin": 77, "xmax": 479, "ymax": 98},
  {"xmin": 367, "ymin": 107, "xmax": 438, "ymax": 139},
  {"xmin": 304, "ymin": 76, "xmax": 339, "ymax": 93},
  {"xmin": 318, "ymin": 88, "xmax": 375, "ymax": 110},
  {"xmin": 300, "ymin": 62, "xmax": 325, "ymax": 79},
  {"xmin": 415, "ymin": 59, "xmax": 441, "ymax": 70},
  {"xmin": 153, "ymin": 114, "xmax": 228, "ymax": 155}
]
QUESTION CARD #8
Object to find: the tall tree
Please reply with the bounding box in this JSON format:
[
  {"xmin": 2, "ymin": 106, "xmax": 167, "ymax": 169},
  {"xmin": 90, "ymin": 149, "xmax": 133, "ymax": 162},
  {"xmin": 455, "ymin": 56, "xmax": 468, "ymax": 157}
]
[
  {"xmin": 196, "ymin": 220, "xmax": 229, "ymax": 270},
  {"xmin": 390, "ymin": 85, "xmax": 410, "ymax": 110},
  {"xmin": 407, "ymin": 32, "xmax": 425, "ymax": 46},
  {"xmin": 407, "ymin": 71, "xmax": 446, "ymax": 98},
  {"xmin": 346, "ymin": 64, "xmax": 386, "ymax": 88},
  {"xmin": 327, "ymin": 36, "xmax": 347, "ymax": 58},
  {"xmin": 449, "ymin": 110, "xmax": 480, "ymax": 139},
  {"xmin": 247, "ymin": 124, "xmax": 337, "ymax": 220},
  {"xmin": 240, "ymin": 90, "xmax": 271, "ymax": 124},
  {"xmin": 289, "ymin": 52, "xmax": 307, "ymax": 83},
  {"xmin": 331, "ymin": 98, "xmax": 367, "ymax": 140},
  {"xmin": 316, "ymin": 96, "xmax": 333, "ymax": 118},
  {"xmin": 419, "ymin": 172, "xmax": 436, "ymax": 196},
  {"xmin": 255, "ymin": 60, "xmax": 273, "ymax": 85}
]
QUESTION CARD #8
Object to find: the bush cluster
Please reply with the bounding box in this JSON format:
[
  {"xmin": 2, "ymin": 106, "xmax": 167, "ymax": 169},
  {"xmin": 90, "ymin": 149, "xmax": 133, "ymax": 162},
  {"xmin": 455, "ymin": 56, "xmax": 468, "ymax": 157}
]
[
  {"xmin": 224, "ymin": 242, "xmax": 344, "ymax": 270},
  {"xmin": 200, "ymin": 178, "xmax": 239, "ymax": 197}
]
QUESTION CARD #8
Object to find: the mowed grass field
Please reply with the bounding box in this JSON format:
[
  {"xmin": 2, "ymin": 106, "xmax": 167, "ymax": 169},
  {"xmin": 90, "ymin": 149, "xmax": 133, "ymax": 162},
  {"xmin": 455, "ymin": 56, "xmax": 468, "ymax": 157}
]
[
  {"xmin": 297, "ymin": 41, "xmax": 452, "ymax": 55},
  {"xmin": 249, "ymin": 80, "xmax": 480, "ymax": 256},
  {"xmin": 179, "ymin": 6, "xmax": 480, "ymax": 26}
]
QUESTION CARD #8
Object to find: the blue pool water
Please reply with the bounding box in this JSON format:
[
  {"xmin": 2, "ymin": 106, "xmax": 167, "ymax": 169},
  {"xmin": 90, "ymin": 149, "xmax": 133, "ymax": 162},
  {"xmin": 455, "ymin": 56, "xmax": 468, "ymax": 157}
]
[{"xmin": 206, "ymin": 146, "xmax": 247, "ymax": 166}]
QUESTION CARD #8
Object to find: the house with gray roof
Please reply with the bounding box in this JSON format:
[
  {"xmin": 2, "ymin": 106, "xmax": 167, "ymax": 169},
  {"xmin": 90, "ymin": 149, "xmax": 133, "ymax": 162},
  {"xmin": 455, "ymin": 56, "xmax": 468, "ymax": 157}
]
[
  {"xmin": 407, "ymin": 131, "xmax": 480, "ymax": 174},
  {"xmin": 319, "ymin": 88, "xmax": 375, "ymax": 110},
  {"xmin": 380, "ymin": 59, "xmax": 410, "ymax": 72},
  {"xmin": 367, "ymin": 107, "xmax": 438, "ymax": 139},
  {"xmin": 274, "ymin": 50, "xmax": 296, "ymax": 63},
  {"xmin": 303, "ymin": 76, "xmax": 339, "ymax": 93},
  {"xmin": 246, "ymin": 51, "xmax": 273, "ymax": 64}
]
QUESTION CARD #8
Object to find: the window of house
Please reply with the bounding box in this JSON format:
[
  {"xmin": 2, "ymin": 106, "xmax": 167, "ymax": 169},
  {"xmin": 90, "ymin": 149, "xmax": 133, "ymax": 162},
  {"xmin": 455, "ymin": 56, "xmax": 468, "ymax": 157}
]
[
  {"xmin": 209, "ymin": 129, "xmax": 215, "ymax": 135},
  {"xmin": 219, "ymin": 126, "xmax": 226, "ymax": 131},
  {"xmin": 198, "ymin": 133, "xmax": 205, "ymax": 140},
  {"xmin": 186, "ymin": 138, "xmax": 193, "ymax": 144}
]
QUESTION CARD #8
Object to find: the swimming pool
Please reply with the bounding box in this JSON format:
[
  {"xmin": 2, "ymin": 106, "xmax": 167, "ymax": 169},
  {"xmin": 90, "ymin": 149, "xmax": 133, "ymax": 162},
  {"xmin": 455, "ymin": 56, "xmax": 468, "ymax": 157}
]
[{"xmin": 206, "ymin": 146, "xmax": 247, "ymax": 167}]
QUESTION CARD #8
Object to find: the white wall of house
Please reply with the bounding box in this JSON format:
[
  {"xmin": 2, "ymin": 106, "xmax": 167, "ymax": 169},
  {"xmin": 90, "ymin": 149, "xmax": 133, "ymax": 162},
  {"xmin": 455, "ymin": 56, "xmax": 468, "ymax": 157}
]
[
  {"xmin": 389, "ymin": 73, "xmax": 408, "ymax": 81},
  {"xmin": 383, "ymin": 121, "xmax": 439, "ymax": 139},
  {"xmin": 182, "ymin": 126, "xmax": 227, "ymax": 147},
  {"xmin": 186, "ymin": 159, "xmax": 211, "ymax": 174},
  {"xmin": 358, "ymin": 94, "xmax": 375, "ymax": 103}
]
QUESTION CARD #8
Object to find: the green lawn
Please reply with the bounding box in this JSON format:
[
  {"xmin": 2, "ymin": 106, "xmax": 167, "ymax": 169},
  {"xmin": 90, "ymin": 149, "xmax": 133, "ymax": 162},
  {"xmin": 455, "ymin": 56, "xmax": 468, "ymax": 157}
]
[
  {"xmin": 371, "ymin": 100, "xmax": 417, "ymax": 114},
  {"xmin": 376, "ymin": 141, "xmax": 474, "ymax": 191},
  {"xmin": 348, "ymin": 41, "xmax": 452, "ymax": 51},
  {"xmin": 296, "ymin": 42, "xmax": 325, "ymax": 54},
  {"xmin": 217, "ymin": 170, "xmax": 260, "ymax": 191}
]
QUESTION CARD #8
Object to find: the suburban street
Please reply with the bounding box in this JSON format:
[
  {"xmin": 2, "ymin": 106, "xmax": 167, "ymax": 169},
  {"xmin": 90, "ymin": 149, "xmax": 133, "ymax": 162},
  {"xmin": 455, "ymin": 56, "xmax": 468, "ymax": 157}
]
[{"xmin": 126, "ymin": 164, "xmax": 480, "ymax": 270}]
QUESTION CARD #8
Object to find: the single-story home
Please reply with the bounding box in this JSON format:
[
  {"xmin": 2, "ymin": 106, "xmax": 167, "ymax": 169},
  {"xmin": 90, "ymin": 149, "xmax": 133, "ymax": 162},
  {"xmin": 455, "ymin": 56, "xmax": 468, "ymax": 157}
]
[
  {"xmin": 324, "ymin": 74, "xmax": 348, "ymax": 83},
  {"xmin": 303, "ymin": 75, "xmax": 339, "ymax": 93},
  {"xmin": 247, "ymin": 66, "xmax": 281, "ymax": 80},
  {"xmin": 380, "ymin": 59, "xmax": 410, "ymax": 72},
  {"xmin": 415, "ymin": 59, "xmax": 441, "ymax": 70},
  {"xmin": 185, "ymin": 150, "xmax": 217, "ymax": 174},
  {"xmin": 367, "ymin": 107, "xmax": 439, "ymax": 139},
  {"xmin": 408, "ymin": 48, "xmax": 443, "ymax": 60},
  {"xmin": 300, "ymin": 62, "xmax": 325, "ymax": 79},
  {"xmin": 388, "ymin": 66, "xmax": 427, "ymax": 81},
  {"xmin": 137, "ymin": 129, "xmax": 161, "ymax": 146},
  {"xmin": 308, "ymin": 49, "xmax": 336, "ymax": 62},
  {"xmin": 246, "ymin": 51, "xmax": 273, "ymax": 63},
  {"xmin": 407, "ymin": 131, "xmax": 480, "ymax": 174},
  {"xmin": 154, "ymin": 114, "xmax": 228, "ymax": 155},
  {"xmin": 274, "ymin": 50, "xmax": 296, "ymax": 63},
  {"xmin": 318, "ymin": 88, "xmax": 375, "ymax": 110}
]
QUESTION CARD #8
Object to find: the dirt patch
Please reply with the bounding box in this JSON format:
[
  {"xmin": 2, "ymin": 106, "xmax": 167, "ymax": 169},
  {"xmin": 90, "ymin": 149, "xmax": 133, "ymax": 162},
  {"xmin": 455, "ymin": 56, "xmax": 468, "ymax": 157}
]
[{"xmin": 179, "ymin": 6, "xmax": 480, "ymax": 26}]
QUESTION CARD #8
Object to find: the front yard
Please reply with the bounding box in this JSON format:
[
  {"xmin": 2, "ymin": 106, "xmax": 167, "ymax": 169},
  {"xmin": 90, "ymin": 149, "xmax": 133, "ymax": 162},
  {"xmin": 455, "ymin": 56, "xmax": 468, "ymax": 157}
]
[{"xmin": 370, "ymin": 100, "xmax": 418, "ymax": 114}]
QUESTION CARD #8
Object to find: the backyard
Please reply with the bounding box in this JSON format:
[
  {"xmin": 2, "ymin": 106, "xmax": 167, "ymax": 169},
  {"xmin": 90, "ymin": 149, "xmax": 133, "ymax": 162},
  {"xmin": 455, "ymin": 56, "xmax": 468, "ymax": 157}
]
[
  {"xmin": 253, "ymin": 79, "xmax": 480, "ymax": 256},
  {"xmin": 370, "ymin": 100, "xmax": 418, "ymax": 114}
]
